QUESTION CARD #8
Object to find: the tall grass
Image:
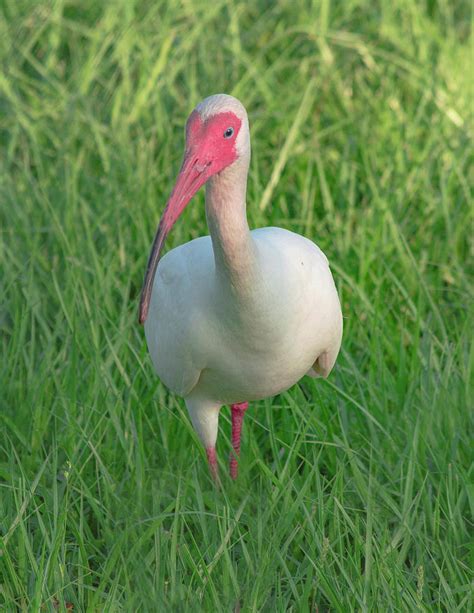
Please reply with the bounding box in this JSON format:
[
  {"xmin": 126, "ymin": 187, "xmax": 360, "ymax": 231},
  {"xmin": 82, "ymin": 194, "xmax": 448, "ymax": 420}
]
[{"xmin": 0, "ymin": 0, "xmax": 471, "ymax": 610}]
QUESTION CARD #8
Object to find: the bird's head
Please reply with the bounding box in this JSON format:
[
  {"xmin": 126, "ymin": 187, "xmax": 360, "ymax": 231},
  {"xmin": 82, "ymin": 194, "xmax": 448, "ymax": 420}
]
[{"xmin": 139, "ymin": 94, "xmax": 249, "ymax": 324}]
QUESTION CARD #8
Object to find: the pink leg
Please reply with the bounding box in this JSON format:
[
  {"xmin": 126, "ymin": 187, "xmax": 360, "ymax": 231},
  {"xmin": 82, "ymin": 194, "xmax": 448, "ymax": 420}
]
[
  {"xmin": 206, "ymin": 446, "xmax": 219, "ymax": 484},
  {"xmin": 229, "ymin": 402, "xmax": 249, "ymax": 480}
]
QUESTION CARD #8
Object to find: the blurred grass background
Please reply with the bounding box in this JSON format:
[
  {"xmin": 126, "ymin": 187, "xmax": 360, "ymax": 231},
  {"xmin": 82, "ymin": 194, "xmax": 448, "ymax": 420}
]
[{"xmin": 0, "ymin": 0, "xmax": 472, "ymax": 610}]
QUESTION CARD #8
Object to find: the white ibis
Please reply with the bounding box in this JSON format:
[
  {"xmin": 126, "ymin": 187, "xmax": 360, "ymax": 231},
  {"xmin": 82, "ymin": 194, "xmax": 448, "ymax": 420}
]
[{"xmin": 139, "ymin": 94, "xmax": 342, "ymax": 482}]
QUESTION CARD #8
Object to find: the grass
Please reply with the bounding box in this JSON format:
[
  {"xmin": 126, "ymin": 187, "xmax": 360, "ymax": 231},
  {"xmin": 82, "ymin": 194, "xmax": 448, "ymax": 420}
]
[{"xmin": 0, "ymin": 0, "xmax": 472, "ymax": 610}]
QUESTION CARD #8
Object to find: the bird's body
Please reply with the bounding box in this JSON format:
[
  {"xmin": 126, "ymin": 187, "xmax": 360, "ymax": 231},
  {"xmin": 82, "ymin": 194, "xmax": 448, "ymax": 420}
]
[
  {"xmin": 146, "ymin": 227, "xmax": 341, "ymax": 405},
  {"xmin": 139, "ymin": 94, "xmax": 342, "ymax": 480}
]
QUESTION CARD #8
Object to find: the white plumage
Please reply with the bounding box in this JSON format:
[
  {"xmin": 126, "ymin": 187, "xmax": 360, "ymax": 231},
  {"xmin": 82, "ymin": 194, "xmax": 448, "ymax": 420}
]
[{"xmin": 140, "ymin": 94, "xmax": 342, "ymax": 477}]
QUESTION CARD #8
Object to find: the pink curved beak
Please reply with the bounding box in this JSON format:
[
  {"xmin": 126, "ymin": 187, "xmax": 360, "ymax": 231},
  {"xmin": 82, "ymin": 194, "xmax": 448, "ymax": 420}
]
[{"xmin": 139, "ymin": 152, "xmax": 211, "ymax": 324}]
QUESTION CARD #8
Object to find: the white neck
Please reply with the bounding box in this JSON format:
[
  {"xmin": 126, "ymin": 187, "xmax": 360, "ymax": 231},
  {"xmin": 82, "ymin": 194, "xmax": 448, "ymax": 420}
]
[{"xmin": 205, "ymin": 158, "xmax": 257, "ymax": 293}]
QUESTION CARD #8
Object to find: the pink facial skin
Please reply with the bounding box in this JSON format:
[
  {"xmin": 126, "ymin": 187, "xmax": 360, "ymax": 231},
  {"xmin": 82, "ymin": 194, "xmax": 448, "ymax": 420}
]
[
  {"xmin": 139, "ymin": 110, "xmax": 242, "ymax": 324},
  {"xmin": 186, "ymin": 110, "xmax": 242, "ymax": 175}
]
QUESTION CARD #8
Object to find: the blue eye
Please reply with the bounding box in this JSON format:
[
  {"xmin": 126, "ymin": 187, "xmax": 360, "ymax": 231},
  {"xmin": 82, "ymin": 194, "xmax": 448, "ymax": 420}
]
[{"xmin": 224, "ymin": 127, "xmax": 234, "ymax": 138}]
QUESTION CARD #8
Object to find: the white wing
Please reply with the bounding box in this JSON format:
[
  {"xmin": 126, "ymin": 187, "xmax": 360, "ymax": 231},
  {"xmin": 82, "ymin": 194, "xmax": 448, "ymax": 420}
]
[{"xmin": 144, "ymin": 236, "xmax": 215, "ymax": 397}]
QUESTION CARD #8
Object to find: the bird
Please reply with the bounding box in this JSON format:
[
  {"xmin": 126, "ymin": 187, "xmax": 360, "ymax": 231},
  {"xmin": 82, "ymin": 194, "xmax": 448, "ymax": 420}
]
[{"xmin": 139, "ymin": 94, "xmax": 342, "ymax": 482}]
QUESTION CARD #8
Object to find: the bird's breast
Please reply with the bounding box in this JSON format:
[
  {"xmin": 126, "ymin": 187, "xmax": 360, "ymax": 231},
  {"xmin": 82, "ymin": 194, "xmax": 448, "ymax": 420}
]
[
  {"xmin": 194, "ymin": 231, "xmax": 340, "ymax": 402},
  {"xmin": 145, "ymin": 228, "xmax": 342, "ymax": 404}
]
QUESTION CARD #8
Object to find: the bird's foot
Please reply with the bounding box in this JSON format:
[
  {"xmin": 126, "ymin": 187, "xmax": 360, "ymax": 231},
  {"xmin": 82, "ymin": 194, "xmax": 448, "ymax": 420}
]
[{"xmin": 229, "ymin": 402, "xmax": 249, "ymax": 480}]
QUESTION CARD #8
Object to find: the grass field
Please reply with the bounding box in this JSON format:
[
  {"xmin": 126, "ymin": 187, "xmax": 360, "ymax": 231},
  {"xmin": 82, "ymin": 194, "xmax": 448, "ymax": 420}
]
[{"xmin": 0, "ymin": 1, "xmax": 472, "ymax": 610}]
